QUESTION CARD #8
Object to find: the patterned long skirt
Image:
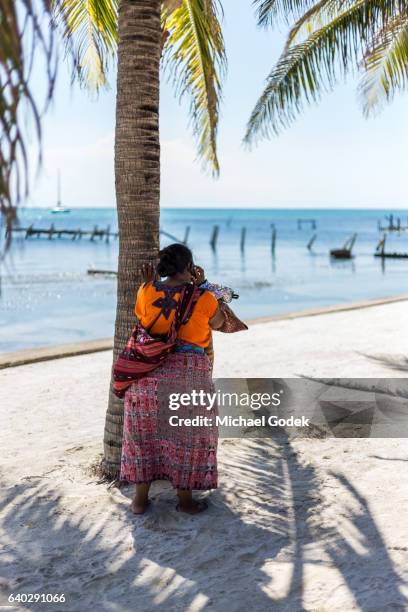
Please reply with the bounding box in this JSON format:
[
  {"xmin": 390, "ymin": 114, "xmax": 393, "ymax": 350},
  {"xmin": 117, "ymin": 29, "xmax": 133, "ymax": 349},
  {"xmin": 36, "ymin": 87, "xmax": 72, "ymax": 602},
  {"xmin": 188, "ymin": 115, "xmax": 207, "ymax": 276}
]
[{"xmin": 120, "ymin": 352, "xmax": 218, "ymax": 490}]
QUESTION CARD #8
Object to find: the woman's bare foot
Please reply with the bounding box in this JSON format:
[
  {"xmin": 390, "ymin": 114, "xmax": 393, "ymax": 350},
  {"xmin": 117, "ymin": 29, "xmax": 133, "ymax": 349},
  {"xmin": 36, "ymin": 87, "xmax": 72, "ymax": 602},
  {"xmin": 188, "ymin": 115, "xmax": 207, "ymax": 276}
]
[
  {"xmin": 176, "ymin": 490, "xmax": 208, "ymax": 514},
  {"xmin": 130, "ymin": 498, "xmax": 149, "ymax": 515},
  {"xmin": 131, "ymin": 483, "xmax": 151, "ymax": 515}
]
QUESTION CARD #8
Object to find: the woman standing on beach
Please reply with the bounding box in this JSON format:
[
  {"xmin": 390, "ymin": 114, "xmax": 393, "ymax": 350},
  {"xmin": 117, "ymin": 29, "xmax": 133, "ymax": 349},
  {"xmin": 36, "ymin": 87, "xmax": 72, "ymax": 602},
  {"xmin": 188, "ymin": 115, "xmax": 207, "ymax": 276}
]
[{"xmin": 120, "ymin": 244, "xmax": 225, "ymax": 515}]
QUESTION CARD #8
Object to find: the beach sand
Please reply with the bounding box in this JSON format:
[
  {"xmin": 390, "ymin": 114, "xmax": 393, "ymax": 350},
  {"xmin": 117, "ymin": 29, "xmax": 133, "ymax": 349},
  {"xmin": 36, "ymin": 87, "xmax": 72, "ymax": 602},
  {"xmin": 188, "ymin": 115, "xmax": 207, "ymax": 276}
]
[{"xmin": 1, "ymin": 300, "xmax": 408, "ymax": 611}]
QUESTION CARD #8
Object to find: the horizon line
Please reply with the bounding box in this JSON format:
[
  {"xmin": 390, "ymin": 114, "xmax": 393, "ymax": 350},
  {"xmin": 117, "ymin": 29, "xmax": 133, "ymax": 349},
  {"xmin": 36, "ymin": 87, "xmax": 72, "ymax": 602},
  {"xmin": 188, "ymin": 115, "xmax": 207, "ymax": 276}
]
[{"xmin": 20, "ymin": 204, "xmax": 408, "ymax": 211}]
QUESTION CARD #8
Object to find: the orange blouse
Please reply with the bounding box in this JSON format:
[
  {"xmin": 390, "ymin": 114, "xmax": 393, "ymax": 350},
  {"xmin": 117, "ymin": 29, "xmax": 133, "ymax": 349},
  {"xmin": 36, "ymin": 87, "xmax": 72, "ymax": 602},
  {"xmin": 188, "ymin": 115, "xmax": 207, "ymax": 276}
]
[{"xmin": 135, "ymin": 281, "xmax": 218, "ymax": 348}]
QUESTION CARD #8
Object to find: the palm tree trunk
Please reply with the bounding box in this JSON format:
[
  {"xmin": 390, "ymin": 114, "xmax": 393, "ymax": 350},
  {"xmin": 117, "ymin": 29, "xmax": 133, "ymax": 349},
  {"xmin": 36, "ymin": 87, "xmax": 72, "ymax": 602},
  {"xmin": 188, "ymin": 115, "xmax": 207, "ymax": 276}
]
[{"xmin": 102, "ymin": 0, "xmax": 162, "ymax": 479}]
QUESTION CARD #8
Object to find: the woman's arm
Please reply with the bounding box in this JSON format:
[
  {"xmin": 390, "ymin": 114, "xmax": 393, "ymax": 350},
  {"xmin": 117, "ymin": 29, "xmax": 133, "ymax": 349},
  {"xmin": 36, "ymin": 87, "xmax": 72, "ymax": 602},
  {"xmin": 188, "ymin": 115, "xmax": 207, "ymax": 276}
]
[{"xmin": 209, "ymin": 306, "xmax": 225, "ymax": 330}]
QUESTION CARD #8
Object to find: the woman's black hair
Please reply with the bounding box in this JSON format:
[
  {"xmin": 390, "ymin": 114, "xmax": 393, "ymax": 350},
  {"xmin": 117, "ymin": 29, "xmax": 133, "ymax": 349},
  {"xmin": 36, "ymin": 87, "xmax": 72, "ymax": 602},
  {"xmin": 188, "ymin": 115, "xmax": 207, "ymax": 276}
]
[{"xmin": 156, "ymin": 243, "xmax": 193, "ymax": 278}]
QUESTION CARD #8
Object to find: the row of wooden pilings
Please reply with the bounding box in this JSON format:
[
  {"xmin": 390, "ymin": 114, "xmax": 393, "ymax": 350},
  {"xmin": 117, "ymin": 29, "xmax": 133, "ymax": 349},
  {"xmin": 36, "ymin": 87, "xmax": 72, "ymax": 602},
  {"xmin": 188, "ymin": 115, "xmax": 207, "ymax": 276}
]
[
  {"xmin": 209, "ymin": 224, "xmax": 278, "ymax": 254},
  {"xmin": 7, "ymin": 218, "xmax": 320, "ymax": 255},
  {"xmin": 7, "ymin": 223, "xmax": 281, "ymax": 253},
  {"xmin": 209, "ymin": 218, "xmax": 316, "ymax": 253},
  {"xmin": 7, "ymin": 225, "xmax": 190, "ymax": 245},
  {"xmin": 7, "ymin": 224, "xmax": 117, "ymax": 243}
]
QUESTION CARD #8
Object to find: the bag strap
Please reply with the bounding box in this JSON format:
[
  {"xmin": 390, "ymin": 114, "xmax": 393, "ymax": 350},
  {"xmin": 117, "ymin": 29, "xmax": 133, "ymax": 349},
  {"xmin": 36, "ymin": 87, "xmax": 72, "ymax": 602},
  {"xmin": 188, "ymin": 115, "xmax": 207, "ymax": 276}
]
[
  {"xmin": 146, "ymin": 306, "xmax": 165, "ymax": 333},
  {"xmin": 174, "ymin": 284, "xmax": 202, "ymax": 331}
]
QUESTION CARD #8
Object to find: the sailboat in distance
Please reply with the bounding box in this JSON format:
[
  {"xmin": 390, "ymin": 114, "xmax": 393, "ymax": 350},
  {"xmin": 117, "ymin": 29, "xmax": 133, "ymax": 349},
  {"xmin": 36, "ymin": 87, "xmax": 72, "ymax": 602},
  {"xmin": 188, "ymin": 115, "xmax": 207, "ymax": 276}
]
[{"xmin": 51, "ymin": 170, "xmax": 70, "ymax": 213}]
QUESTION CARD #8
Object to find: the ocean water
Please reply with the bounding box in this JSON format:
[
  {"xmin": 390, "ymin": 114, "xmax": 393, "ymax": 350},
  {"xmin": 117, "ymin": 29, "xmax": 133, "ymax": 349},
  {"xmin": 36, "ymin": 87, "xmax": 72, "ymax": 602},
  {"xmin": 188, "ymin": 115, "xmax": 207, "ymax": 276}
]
[{"xmin": 1, "ymin": 207, "xmax": 408, "ymax": 352}]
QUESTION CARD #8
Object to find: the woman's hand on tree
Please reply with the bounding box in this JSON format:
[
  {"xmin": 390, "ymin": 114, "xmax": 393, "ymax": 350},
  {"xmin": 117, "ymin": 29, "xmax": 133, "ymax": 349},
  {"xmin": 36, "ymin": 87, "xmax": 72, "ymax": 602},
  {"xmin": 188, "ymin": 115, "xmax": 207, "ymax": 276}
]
[{"xmin": 140, "ymin": 262, "xmax": 158, "ymax": 285}]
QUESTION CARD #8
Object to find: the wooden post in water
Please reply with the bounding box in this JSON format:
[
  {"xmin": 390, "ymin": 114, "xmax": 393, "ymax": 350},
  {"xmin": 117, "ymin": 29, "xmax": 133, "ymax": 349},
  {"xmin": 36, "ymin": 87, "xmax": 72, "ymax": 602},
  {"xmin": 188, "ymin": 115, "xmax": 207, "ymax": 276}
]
[
  {"xmin": 105, "ymin": 225, "xmax": 111, "ymax": 244},
  {"xmin": 380, "ymin": 233, "xmax": 386, "ymax": 256},
  {"xmin": 183, "ymin": 226, "xmax": 190, "ymax": 245},
  {"xmin": 307, "ymin": 234, "xmax": 317, "ymax": 250},
  {"xmin": 240, "ymin": 227, "xmax": 246, "ymax": 253},
  {"xmin": 48, "ymin": 224, "xmax": 55, "ymax": 240},
  {"xmin": 90, "ymin": 225, "xmax": 97, "ymax": 241},
  {"xmin": 210, "ymin": 225, "xmax": 219, "ymax": 251},
  {"xmin": 25, "ymin": 224, "xmax": 34, "ymax": 239},
  {"xmin": 347, "ymin": 233, "xmax": 358, "ymax": 252},
  {"xmin": 375, "ymin": 234, "xmax": 386, "ymax": 257},
  {"xmin": 271, "ymin": 224, "xmax": 277, "ymax": 255}
]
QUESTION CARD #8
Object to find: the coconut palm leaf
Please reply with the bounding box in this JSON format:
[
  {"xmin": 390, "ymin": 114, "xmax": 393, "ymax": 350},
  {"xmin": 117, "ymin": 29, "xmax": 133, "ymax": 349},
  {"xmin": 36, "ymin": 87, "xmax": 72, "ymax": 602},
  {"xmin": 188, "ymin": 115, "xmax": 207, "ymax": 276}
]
[
  {"xmin": 56, "ymin": 0, "xmax": 226, "ymax": 173},
  {"xmin": 254, "ymin": 0, "xmax": 320, "ymax": 27},
  {"xmin": 162, "ymin": 0, "xmax": 226, "ymax": 175},
  {"xmin": 0, "ymin": 0, "xmax": 57, "ymax": 251},
  {"xmin": 245, "ymin": 0, "xmax": 407, "ymax": 141},
  {"xmin": 284, "ymin": 0, "xmax": 348, "ymax": 49},
  {"xmin": 54, "ymin": 0, "xmax": 118, "ymax": 90},
  {"xmin": 360, "ymin": 13, "xmax": 408, "ymax": 113}
]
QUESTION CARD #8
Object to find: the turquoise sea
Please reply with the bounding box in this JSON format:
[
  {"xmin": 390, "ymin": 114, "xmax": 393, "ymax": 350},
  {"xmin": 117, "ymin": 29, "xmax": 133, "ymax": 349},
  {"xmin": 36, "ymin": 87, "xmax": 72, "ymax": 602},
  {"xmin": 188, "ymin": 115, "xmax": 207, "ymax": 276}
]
[{"xmin": 1, "ymin": 207, "xmax": 408, "ymax": 352}]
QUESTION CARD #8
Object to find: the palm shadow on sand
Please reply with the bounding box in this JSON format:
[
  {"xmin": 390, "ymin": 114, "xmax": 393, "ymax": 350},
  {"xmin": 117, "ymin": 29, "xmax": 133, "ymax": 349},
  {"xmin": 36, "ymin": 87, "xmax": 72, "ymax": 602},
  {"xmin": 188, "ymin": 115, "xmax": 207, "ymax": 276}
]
[
  {"xmin": 358, "ymin": 351, "xmax": 408, "ymax": 374},
  {"xmin": 0, "ymin": 434, "xmax": 407, "ymax": 611}
]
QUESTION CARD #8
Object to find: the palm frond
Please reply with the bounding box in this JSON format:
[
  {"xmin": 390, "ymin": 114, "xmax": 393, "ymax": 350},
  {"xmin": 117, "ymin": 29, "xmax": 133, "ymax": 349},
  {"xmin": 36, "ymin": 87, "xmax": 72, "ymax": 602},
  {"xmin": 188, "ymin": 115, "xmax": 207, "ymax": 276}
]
[
  {"xmin": 54, "ymin": 0, "xmax": 117, "ymax": 90},
  {"xmin": 284, "ymin": 0, "xmax": 348, "ymax": 49},
  {"xmin": 360, "ymin": 14, "xmax": 408, "ymax": 113},
  {"xmin": 0, "ymin": 0, "xmax": 57, "ymax": 252},
  {"xmin": 253, "ymin": 0, "xmax": 321, "ymax": 28},
  {"xmin": 162, "ymin": 0, "xmax": 226, "ymax": 175},
  {"xmin": 245, "ymin": 0, "xmax": 407, "ymax": 142}
]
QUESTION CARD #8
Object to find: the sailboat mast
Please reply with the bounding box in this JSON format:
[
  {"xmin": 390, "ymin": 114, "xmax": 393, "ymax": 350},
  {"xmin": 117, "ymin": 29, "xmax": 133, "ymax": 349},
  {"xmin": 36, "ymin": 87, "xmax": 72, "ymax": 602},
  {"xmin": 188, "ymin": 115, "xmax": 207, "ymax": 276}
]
[{"xmin": 57, "ymin": 170, "xmax": 61, "ymax": 207}]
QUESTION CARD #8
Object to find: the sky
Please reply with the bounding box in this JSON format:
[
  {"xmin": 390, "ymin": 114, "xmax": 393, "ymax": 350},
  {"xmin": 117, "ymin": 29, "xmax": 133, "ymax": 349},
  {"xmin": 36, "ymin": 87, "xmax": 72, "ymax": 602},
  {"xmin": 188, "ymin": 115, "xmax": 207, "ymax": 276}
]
[{"xmin": 26, "ymin": 0, "xmax": 408, "ymax": 209}]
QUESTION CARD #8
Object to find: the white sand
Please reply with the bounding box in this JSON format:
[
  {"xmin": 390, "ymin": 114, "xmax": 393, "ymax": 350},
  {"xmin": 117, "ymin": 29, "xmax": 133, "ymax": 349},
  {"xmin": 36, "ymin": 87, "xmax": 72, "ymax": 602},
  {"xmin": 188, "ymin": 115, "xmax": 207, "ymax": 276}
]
[{"xmin": 1, "ymin": 301, "xmax": 408, "ymax": 611}]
